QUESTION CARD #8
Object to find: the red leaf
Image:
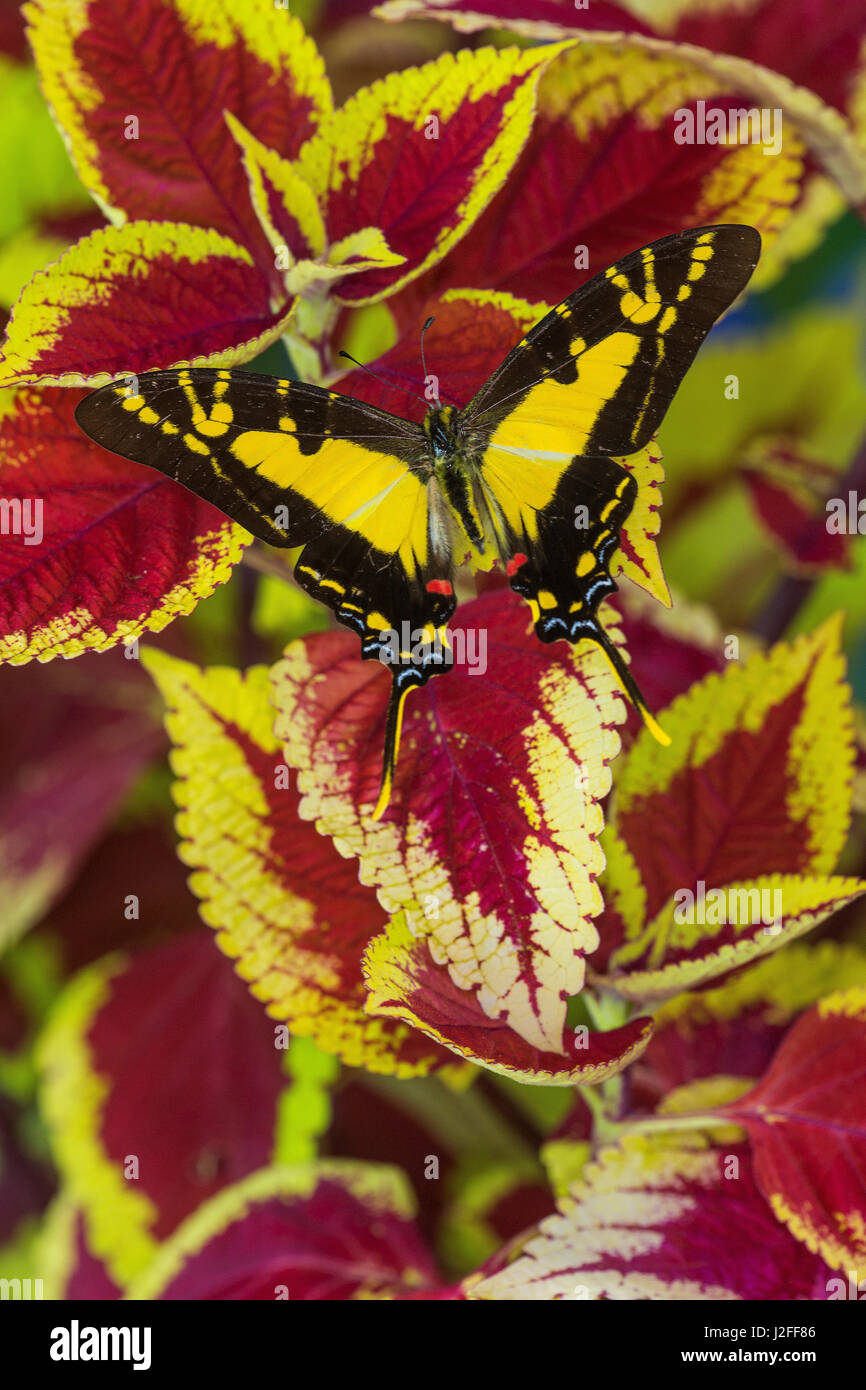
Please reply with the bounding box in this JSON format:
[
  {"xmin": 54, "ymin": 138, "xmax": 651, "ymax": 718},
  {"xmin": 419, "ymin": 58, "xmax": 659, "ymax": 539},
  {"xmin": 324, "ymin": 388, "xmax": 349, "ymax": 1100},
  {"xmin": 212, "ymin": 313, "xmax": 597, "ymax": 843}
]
[
  {"xmin": 0, "ymin": 224, "xmax": 291, "ymax": 386},
  {"xmin": 364, "ymin": 914, "xmax": 654, "ymax": 1083},
  {"xmin": 127, "ymin": 1165, "xmax": 444, "ymax": 1300},
  {"xmin": 671, "ymin": 0, "xmax": 866, "ymax": 121},
  {"xmin": 0, "ymin": 388, "xmax": 247, "ymax": 663},
  {"xmin": 724, "ymin": 989, "xmax": 866, "ymax": 1273},
  {"xmin": 26, "ymin": 0, "xmax": 331, "ymax": 268},
  {"xmin": 51, "ymin": 933, "xmax": 288, "ymax": 1242},
  {"xmin": 0, "ymin": 648, "xmax": 161, "ymax": 949},
  {"xmin": 613, "ymin": 620, "xmax": 853, "ymax": 927},
  {"xmin": 740, "ymin": 440, "xmax": 852, "ymax": 572},
  {"xmin": 390, "ymin": 44, "xmax": 800, "ymax": 315},
  {"xmin": 335, "ymin": 288, "xmax": 546, "ymax": 421}
]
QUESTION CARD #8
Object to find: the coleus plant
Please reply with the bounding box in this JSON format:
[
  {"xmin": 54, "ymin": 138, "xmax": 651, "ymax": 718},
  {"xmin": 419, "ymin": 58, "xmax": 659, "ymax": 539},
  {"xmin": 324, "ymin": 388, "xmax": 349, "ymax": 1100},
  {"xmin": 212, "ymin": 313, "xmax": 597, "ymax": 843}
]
[{"xmin": 0, "ymin": 0, "xmax": 865, "ymax": 1302}]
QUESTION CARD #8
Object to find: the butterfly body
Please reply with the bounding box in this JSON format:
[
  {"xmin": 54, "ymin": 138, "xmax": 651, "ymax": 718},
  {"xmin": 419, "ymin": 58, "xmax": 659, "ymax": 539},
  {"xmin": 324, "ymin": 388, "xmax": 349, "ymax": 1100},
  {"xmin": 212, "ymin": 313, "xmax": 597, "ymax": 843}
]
[{"xmin": 75, "ymin": 224, "xmax": 762, "ymax": 816}]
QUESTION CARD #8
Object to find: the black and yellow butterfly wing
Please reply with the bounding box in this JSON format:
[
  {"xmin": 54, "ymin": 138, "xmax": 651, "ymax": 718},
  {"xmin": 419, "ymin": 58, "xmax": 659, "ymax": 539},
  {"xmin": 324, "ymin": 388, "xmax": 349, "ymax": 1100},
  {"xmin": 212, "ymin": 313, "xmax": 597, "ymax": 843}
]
[
  {"xmin": 463, "ymin": 224, "xmax": 761, "ymax": 725},
  {"xmin": 74, "ymin": 369, "xmax": 457, "ymax": 815}
]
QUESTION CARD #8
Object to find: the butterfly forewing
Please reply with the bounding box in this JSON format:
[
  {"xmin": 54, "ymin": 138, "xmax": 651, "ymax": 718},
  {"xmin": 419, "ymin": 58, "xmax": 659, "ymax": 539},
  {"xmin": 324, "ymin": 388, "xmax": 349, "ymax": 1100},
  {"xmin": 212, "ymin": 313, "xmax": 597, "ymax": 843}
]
[
  {"xmin": 74, "ymin": 368, "xmax": 427, "ymax": 549},
  {"xmin": 466, "ymin": 224, "xmax": 761, "ymax": 455}
]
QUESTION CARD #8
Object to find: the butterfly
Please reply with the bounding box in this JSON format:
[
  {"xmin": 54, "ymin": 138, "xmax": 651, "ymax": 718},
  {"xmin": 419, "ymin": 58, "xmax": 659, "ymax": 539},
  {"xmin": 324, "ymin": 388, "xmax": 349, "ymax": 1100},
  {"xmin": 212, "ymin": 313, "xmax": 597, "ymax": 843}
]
[{"xmin": 75, "ymin": 223, "xmax": 761, "ymax": 818}]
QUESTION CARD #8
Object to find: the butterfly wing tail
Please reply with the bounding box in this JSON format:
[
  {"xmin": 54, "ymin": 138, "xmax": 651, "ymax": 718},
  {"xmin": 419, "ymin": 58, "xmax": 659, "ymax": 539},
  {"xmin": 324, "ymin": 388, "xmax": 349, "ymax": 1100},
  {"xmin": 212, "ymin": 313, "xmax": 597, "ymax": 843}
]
[
  {"xmin": 591, "ymin": 618, "xmax": 671, "ymax": 747},
  {"xmin": 372, "ymin": 676, "xmax": 418, "ymax": 821}
]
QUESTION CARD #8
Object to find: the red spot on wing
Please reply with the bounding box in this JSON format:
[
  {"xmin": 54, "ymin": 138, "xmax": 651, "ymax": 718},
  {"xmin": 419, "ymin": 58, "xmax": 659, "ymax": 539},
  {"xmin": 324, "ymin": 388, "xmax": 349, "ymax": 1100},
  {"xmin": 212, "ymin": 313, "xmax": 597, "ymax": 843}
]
[
  {"xmin": 426, "ymin": 580, "xmax": 453, "ymax": 596},
  {"xmin": 506, "ymin": 553, "xmax": 528, "ymax": 576}
]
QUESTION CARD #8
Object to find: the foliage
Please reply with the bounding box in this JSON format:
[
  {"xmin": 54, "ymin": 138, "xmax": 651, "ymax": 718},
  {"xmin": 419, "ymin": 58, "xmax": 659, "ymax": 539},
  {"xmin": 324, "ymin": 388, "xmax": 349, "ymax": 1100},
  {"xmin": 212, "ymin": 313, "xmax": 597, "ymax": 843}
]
[{"xmin": 1, "ymin": 0, "xmax": 866, "ymax": 1302}]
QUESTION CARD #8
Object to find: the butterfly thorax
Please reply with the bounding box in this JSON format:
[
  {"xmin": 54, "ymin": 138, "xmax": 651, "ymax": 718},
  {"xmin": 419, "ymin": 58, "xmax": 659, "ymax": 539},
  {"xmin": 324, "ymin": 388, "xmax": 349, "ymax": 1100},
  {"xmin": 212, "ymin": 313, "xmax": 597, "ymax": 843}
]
[{"xmin": 423, "ymin": 404, "xmax": 487, "ymax": 548}]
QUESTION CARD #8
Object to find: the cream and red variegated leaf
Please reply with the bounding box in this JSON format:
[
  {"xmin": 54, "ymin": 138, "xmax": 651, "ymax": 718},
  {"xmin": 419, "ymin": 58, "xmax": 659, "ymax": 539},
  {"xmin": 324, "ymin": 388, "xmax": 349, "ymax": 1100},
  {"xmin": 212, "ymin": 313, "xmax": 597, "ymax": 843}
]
[
  {"xmin": 363, "ymin": 913, "xmax": 653, "ymax": 1085},
  {"xmin": 468, "ymin": 1133, "xmax": 836, "ymax": 1300},
  {"xmin": 271, "ymin": 589, "xmax": 632, "ymax": 1060},
  {"xmin": 143, "ymin": 652, "xmax": 455, "ymax": 1080},
  {"xmin": 595, "ymin": 617, "xmax": 866, "ymax": 999}
]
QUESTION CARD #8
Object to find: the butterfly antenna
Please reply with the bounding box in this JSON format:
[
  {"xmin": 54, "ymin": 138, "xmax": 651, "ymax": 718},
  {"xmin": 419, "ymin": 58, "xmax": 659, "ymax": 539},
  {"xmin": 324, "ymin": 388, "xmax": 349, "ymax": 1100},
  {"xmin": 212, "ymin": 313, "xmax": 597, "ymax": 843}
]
[
  {"xmin": 592, "ymin": 620, "xmax": 671, "ymax": 747},
  {"xmin": 420, "ymin": 316, "xmax": 438, "ymax": 404},
  {"xmin": 338, "ymin": 350, "xmax": 427, "ymax": 408}
]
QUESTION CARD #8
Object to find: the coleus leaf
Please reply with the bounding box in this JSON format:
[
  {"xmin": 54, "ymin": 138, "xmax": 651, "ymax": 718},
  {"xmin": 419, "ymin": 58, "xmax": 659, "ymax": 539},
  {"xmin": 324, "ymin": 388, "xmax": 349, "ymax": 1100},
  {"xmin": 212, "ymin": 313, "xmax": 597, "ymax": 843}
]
[
  {"xmin": 0, "ymin": 649, "xmax": 161, "ymax": 952},
  {"xmin": 0, "ymin": 388, "xmax": 247, "ymax": 664},
  {"xmin": 39, "ymin": 1201, "xmax": 122, "ymax": 1300},
  {"xmin": 125, "ymin": 1163, "xmax": 445, "ymax": 1300},
  {"xmin": 740, "ymin": 438, "xmax": 852, "ymax": 572},
  {"xmin": 144, "ymin": 650, "xmax": 452, "ymax": 1078},
  {"xmin": 383, "ymin": 0, "xmax": 866, "ymax": 134},
  {"xmin": 721, "ymin": 988, "xmax": 866, "ymax": 1277},
  {"xmin": 375, "ymin": 3, "xmax": 866, "ymax": 213},
  {"xmin": 659, "ymin": 0, "xmax": 866, "ymax": 127},
  {"xmin": 226, "ymin": 113, "xmax": 408, "ymax": 303},
  {"xmin": 0, "ymin": 222, "xmax": 295, "ymax": 387},
  {"xmin": 335, "ymin": 288, "xmax": 549, "ymax": 417},
  {"xmin": 363, "ymin": 913, "xmax": 653, "ymax": 1085},
  {"xmin": 374, "ymin": 0, "xmax": 645, "ymax": 37},
  {"xmin": 271, "ymin": 589, "xmax": 632, "ymax": 1057},
  {"xmin": 36, "ymin": 933, "xmax": 303, "ymax": 1288},
  {"xmin": 387, "ymin": 37, "xmax": 803, "ymax": 317},
  {"xmin": 635, "ymin": 941, "xmax": 866, "ymax": 1105},
  {"xmin": 596, "ymin": 617, "xmax": 866, "ymax": 998},
  {"xmin": 469, "ymin": 1133, "xmax": 835, "ymax": 1299},
  {"xmin": 25, "ymin": 0, "xmax": 332, "ymax": 266},
  {"xmin": 289, "ymin": 43, "xmax": 564, "ymax": 308}
]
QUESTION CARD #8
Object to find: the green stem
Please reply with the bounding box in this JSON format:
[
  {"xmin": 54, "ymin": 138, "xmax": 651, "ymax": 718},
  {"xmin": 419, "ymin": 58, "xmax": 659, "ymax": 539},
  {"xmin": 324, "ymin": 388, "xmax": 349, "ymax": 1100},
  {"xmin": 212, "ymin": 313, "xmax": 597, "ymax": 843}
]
[
  {"xmin": 360, "ymin": 1073, "xmax": 542, "ymax": 1165},
  {"xmin": 616, "ymin": 1111, "xmax": 735, "ymax": 1137}
]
